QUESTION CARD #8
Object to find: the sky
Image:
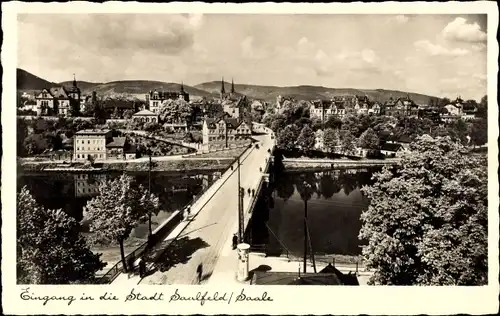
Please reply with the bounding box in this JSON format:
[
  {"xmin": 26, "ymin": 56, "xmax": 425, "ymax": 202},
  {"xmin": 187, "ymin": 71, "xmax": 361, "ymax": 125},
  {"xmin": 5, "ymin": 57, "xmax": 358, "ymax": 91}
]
[{"xmin": 17, "ymin": 14, "xmax": 488, "ymax": 100}]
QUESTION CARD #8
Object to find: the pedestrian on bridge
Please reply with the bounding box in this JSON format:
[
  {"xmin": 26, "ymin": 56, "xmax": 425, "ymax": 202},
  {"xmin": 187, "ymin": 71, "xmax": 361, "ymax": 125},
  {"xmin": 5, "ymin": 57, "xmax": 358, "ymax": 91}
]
[
  {"xmin": 197, "ymin": 263, "xmax": 203, "ymax": 284},
  {"xmin": 232, "ymin": 234, "xmax": 238, "ymax": 250},
  {"xmin": 252, "ymin": 189, "xmax": 255, "ymax": 197},
  {"xmin": 138, "ymin": 257, "xmax": 146, "ymax": 278},
  {"xmin": 247, "ymin": 188, "xmax": 251, "ymax": 196}
]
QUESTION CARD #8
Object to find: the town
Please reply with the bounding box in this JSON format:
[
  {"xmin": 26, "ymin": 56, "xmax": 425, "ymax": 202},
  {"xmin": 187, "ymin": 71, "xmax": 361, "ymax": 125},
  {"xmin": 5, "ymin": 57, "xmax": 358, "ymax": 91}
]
[{"xmin": 15, "ymin": 12, "xmax": 489, "ymax": 291}]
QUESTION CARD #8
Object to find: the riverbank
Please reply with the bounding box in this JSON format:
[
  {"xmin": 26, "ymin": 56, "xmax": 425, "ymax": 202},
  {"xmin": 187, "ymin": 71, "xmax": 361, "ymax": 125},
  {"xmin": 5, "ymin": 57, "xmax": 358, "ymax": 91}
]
[
  {"xmin": 18, "ymin": 158, "xmax": 233, "ymax": 173},
  {"xmin": 283, "ymin": 157, "xmax": 400, "ymax": 171}
]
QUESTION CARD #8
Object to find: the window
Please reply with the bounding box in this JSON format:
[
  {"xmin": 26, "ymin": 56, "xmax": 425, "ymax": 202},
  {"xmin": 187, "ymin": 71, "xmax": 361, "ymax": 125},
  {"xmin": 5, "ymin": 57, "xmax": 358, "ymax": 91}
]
[
  {"xmin": 77, "ymin": 154, "xmax": 80, "ymax": 158},
  {"xmin": 88, "ymin": 140, "xmax": 90, "ymax": 144}
]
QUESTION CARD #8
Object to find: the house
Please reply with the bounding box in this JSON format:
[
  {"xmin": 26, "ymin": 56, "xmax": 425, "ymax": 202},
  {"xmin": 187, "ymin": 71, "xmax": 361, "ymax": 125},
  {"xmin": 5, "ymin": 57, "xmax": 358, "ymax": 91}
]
[
  {"xmin": 383, "ymin": 95, "xmax": 419, "ymax": 117},
  {"xmin": 73, "ymin": 129, "xmax": 137, "ymax": 161},
  {"xmin": 132, "ymin": 109, "xmax": 159, "ymax": 124},
  {"xmin": 385, "ymin": 134, "xmax": 412, "ymax": 150},
  {"xmin": 223, "ymin": 95, "xmax": 249, "ymax": 120},
  {"xmin": 314, "ymin": 129, "xmax": 324, "ymax": 150},
  {"xmin": 35, "ymin": 76, "xmax": 82, "ymax": 116},
  {"xmin": 380, "ymin": 143, "xmax": 405, "ymax": 158},
  {"xmin": 163, "ymin": 122, "xmax": 189, "ymax": 133},
  {"xmin": 145, "ymin": 84, "xmax": 189, "ymax": 113},
  {"xmin": 202, "ymin": 117, "xmax": 252, "ymax": 145},
  {"xmin": 310, "ymin": 99, "xmax": 347, "ymax": 121},
  {"xmin": 73, "ymin": 129, "xmax": 112, "ymax": 161}
]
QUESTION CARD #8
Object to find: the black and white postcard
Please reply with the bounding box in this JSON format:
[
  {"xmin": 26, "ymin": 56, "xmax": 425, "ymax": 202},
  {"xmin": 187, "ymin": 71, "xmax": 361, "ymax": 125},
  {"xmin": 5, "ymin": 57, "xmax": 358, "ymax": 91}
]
[{"xmin": 1, "ymin": 1, "xmax": 499, "ymax": 315}]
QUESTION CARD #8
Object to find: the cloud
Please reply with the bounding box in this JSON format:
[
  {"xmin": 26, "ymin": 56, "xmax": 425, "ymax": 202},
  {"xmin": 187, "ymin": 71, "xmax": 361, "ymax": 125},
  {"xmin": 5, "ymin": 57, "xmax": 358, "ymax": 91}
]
[
  {"xmin": 442, "ymin": 17, "xmax": 487, "ymax": 43},
  {"xmin": 240, "ymin": 36, "xmax": 270, "ymax": 59},
  {"xmin": 19, "ymin": 14, "xmax": 199, "ymax": 56},
  {"xmin": 414, "ymin": 40, "xmax": 470, "ymax": 57}
]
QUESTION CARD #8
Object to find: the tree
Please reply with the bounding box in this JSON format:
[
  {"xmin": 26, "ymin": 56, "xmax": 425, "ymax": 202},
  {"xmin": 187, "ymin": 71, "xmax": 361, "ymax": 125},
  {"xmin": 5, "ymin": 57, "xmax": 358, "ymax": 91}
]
[
  {"xmin": 323, "ymin": 128, "xmax": 340, "ymax": 153},
  {"xmin": 297, "ymin": 125, "xmax": 316, "ymax": 153},
  {"xmin": 17, "ymin": 186, "xmax": 106, "ymax": 284},
  {"xmin": 476, "ymin": 95, "xmax": 487, "ymax": 119},
  {"xmin": 277, "ymin": 124, "xmax": 300, "ymax": 151},
  {"xmin": 359, "ymin": 136, "xmax": 487, "ymax": 285},
  {"xmin": 341, "ymin": 131, "xmax": 357, "ymax": 155},
  {"xmin": 358, "ymin": 127, "xmax": 380, "ymax": 150},
  {"xmin": 85, "ymin": 174, "xmax": 151, "ymax": 272},
  {"xmin": 469, "ymin": 118, "xmax": 488, "ymax": 147},
  {"xmin": 159, "ymin": 99, "xmax": 193, "ymax": 124},
  {"xmin": 324, "ymin": 115, "xmax": 342, "ymax": 130},
  {"xmin": 123, "ymin": 109, "xmax": 135, "ymax": 120},
  {"xmin": 141, "ymin": 187, "xmax": 161, "ymax": 238},
  {"xmin": 23, "ymin": 134, "xmax": 50, "ymax": 156}
]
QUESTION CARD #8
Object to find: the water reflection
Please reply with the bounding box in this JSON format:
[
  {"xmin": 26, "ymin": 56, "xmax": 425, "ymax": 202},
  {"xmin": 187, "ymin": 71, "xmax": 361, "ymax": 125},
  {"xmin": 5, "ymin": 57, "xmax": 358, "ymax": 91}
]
[
  {"xmin": 18, "ymin": 171, "xmax": 221, "ymax": 239},
  {"xmin": 250, "ymin": 168, "xmax": 379, "ymax": 257}
]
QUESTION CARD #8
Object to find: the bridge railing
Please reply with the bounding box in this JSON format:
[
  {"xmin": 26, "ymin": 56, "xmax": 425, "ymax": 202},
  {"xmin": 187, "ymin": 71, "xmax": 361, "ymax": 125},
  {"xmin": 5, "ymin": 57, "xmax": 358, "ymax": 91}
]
[{"xmin": 96, "ymin": 142, "xmax": 256, "ymax": 284}]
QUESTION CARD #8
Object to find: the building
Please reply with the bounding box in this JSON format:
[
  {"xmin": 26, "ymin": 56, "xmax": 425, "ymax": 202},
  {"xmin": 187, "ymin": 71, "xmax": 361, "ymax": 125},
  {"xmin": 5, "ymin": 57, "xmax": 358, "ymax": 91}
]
[
  {"xmin": 382, "ymin": 95, "xmax": 419, "ymax": 117},
  {"xmin": 74, "ymin": 129, "xmax": 112, "ymax": 161},
  {"xmin": 106, "ymin": 137, "xmax": 137, "ymax": 160},
  {"xmin": 310, "ymin": 99, "xmax": 347, "ymax": 121},
  {"xmin": 35, "ymin": 75, "xmax": 82, "ymax": 116},
  {"xmin": 314, "ymin": 129, "xmax": 324, "ymax": 151},
  {"xmin": 380, "ymin": 143, "xmax": 405, "ymax": 157},
  {"xmin": 146, "ymin": 83, "xmax": 189, "ymax": 113},
  {"xmin": 73, "ymin": 129, "xmax": 137, "ymax": 161},
  {"xmin": 202, "ymin": 117, "xmax": 252, "ymax": 145},
  {"xmin": 132, "ymin": 109, "xmax": 159, "ymax": 123},
  {"xmin": 442, "ymin": 96, "xmax": 476, "ymax": 121}
]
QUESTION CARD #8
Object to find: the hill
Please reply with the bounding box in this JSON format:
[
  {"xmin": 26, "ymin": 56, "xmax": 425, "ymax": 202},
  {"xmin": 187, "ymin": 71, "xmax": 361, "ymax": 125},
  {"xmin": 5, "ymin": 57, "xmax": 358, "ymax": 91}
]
[
  {"xmin": 79, "ymin": 80, "xmax": 216, "ymax": 100},
  {"xmin": 59, "ymin": 80, "xmax": 103, "ymax": 92},
  {"xmin": 17, "ymin": 68, "xmax": 55, "ymax": 91},
  {"xmin": 17, "ymin": 69, "xmax": 438, "ymax": 104},
  {"xmin": 194, "ymin": 81, "xmax": 437, "ymax": 105}
]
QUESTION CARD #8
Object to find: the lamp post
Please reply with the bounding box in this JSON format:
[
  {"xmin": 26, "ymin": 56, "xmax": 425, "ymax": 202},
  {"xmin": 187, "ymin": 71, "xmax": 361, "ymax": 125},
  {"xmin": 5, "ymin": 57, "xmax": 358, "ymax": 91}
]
[
  {"xmin": 237, "ymin": 157, "xmax": 244, "ymax": 243},
  {"xmin": 302, "ymin": 181, "xmax": 311, "ymax": 273},
  {"xmin": 148, "ymin": 149, "xmax": 153, "ymax": 237}
]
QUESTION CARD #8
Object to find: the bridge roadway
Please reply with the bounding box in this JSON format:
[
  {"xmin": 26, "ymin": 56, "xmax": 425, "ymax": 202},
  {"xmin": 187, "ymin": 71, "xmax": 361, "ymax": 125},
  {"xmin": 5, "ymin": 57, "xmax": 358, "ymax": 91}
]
[{"xmin": 113, "ymin": 133, "xmax": 275, "ymax": 285}]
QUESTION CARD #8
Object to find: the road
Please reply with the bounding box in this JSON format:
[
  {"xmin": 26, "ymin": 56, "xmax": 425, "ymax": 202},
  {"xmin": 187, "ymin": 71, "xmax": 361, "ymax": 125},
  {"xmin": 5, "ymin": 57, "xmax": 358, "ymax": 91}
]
[{"xmin": 136, "ymin": 134, "xmax": 274, "ymax": 285}]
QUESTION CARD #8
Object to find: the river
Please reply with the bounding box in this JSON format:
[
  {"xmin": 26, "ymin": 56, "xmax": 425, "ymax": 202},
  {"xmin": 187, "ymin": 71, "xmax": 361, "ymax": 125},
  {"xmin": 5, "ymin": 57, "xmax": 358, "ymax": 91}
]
[
  {"xmin": 17, "ymin": 170, "xmax": 222, "ymax": 270},
  {"xmin": 248, "ymin": 167, "xmax": 381, "ymax": 260}
]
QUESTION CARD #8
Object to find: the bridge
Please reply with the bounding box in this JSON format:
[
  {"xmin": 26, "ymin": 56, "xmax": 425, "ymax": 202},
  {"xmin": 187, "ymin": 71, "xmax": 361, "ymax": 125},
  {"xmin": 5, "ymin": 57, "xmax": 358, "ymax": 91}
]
[{"xmin": 111, "ymin": 131, "xmax": 275, "ymax": 285}]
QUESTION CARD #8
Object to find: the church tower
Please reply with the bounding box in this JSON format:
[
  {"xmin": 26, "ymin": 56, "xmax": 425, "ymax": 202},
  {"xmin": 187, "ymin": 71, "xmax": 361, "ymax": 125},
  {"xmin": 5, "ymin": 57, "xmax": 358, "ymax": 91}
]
[
  {"xmin": 220, "ymin": 77, "xmax": 226, "ymax": 100},
  {"xmin": 231, "ymin": 78, "xmax": 235, "ymax": 94}
]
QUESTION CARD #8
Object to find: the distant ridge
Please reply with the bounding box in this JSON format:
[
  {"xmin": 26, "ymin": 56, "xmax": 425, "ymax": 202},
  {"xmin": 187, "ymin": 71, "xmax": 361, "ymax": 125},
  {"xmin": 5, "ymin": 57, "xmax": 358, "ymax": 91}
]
[
  {"xmin": 17, "ymin": 68, "xmax": 439, "ymax": 104},
  {"xmin": 17, "ymin": 68, "xmax": 55, "ymax": 91}
]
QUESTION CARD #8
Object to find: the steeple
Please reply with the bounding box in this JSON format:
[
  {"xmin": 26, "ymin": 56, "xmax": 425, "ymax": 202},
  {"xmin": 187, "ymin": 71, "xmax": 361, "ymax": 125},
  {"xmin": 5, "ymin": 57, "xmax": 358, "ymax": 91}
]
[
  {"xmin": 231, "ymin": 78, "xmax": 235, "ymax": 94},
  {"xmin": 73, "ymin": 73, "xmax": 77, "ymax": 87},
  {"xmin": 221, "ymin": 77, "xmax": 226, "ymax": 94},
  {"xmin": 180, "ymin": 81, "xmax": 185, "ymax": 93}
]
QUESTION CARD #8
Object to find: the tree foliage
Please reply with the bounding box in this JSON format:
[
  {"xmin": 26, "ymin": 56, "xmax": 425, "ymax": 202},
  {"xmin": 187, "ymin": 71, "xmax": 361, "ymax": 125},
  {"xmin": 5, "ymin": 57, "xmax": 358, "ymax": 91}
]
[
  {"xmin": 277, "ymin": 124, "xmax": 300, "ymax": 151},
  {"xmin": 323, "ymin": 128, "xmax": 340, "ymax": 153},
  {"xmin": 358, "ymin": 127, "xmax": 379, "ymax": 150},
  {"xmin": 297, "ymin": 125, "xmax": 316, "ymax": 153},
  {"xmin": 469, "ymin": 118, "xmax": 488, "ymax": 147},
  {"xmin": 159, "ymin": 99, "xmax": 193, "ymax": 124},
  {"xmin": 17, "ymin": 186, "xmax": 106, "ymax": 284},
  {"xmin": 359, "ymin": 136, "xmax": 487, "ymax": 285},
  {"xmin": 85, "ymin": 174, "xmax": 153, "ymax": 271},
  {"xmin": 341, "ymin": 131, "xmax": 357, "ymax": 155}
]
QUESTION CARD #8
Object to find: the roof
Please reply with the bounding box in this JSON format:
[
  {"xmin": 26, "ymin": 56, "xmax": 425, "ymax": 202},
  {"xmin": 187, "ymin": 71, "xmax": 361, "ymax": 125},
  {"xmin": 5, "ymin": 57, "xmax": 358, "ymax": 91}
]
[
  {"xmin": 381, "ymin": 143, "xmax": 403, "ymax": 152},
  {"xmin": 75, "ymin": 129, "xmax": 111, "ymax": 135},
  {"xmin": 106, "ymin": 137, "xmax": 127, "ymax": 148},
  {"xmin": 319, "ymin": 264, "xmax": 359, "ymax": 285},
  {"xmin": 251, "ymin": 271, "xmax": 344, "ymax": 285},
  {"xmin": 133, "ymin": 109, "xmax": 157, "ymax": 116}
]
